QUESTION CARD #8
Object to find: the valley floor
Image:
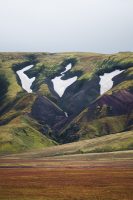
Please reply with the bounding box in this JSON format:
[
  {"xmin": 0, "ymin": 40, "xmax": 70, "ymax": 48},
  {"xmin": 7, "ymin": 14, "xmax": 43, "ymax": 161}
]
[{"xmin": 0, "ymin": 151, "xmax": 133, "ymax": 200}]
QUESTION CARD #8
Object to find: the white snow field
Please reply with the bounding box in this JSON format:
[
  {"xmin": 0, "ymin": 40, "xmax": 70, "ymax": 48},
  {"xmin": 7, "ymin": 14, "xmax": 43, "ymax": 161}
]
[
  {"xmin": 99, "ymin": 69, "xmax": 124, "ymax": 95},
  {"xmin": 52, "ymin": 63, "xmax": 77, "ymax": 97},
  {"xmin": 17, "ymin": 65, "xmax": 35, "ymax": 93}
]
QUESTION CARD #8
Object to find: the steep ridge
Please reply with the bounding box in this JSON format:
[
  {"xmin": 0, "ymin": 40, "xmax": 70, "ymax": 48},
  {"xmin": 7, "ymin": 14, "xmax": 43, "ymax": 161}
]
[
  {"xmin": 31, "ymin": 95, "xmax": 68, "ymax": 131},
  {"xmin": 60, "ymin": 89, "xmax": 133, "ymax": 143}
]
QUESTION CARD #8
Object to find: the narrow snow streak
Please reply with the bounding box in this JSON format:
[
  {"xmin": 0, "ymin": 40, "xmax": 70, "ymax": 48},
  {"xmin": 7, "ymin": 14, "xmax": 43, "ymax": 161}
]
[
  {"xmin": 52, "ymin": 63, "xmax": 77, "ymax": 97},
  {"xmin": 61, "ymin": 64, "xmax": 72, "ymax": 74},
  {"xmin": 64, "ymin": 112, "xmax": 68, "ymax": 117},
  {"xmin": 99, "ymin": 69, "xmax": 124, "ymax": 95},
  {"xmin": 16, "ymin": 65, "xmax": 35, "ymax": 93}
]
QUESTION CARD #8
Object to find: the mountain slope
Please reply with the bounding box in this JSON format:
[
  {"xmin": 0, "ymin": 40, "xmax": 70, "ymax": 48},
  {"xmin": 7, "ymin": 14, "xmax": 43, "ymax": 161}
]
[
  {"xmin": 60, "ymin": 89, "xmax": 133, "ymax": 143},
  {"xmin": 0, "ymin": 52, "xmax": 133, "ymax": 154}
]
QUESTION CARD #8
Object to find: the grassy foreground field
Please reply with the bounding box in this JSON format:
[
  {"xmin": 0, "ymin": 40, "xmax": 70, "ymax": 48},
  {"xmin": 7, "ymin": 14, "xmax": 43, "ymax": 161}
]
[
  {"xmin": 2, "ymin": 130, "xmax": 132, "ymax": 158},
  {"xmin": 0, "ymin": 151, "xmax": 133, "ymax": 200}
]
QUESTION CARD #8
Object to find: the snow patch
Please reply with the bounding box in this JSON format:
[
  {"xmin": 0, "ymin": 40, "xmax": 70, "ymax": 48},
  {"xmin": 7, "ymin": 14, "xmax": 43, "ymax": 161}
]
[
  {"xmin": 16, "ymin": 65, "xmax": 35, "ymax": 93},
  {"xmin": 64, "ymin": 112, "xmax": 68, "ymax": 117},
  {"xmin": 52, "ymin": 63, "xmax": 77, "ymax": 97},
  {"xmin": 99, "ymin": 69, "xmax": 125, "ymax": 95}
]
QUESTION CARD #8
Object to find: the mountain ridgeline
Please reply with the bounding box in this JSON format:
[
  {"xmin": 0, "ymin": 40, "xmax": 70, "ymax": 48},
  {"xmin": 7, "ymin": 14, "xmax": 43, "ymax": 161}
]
[{"xmin": 0, "ymin": 52, "xmax": 133, "ymax": 155}]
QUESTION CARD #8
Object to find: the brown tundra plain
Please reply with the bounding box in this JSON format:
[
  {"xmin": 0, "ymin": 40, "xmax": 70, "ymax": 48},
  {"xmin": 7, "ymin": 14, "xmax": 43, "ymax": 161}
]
[{"xmin": 0, "ymin": 151, "xmax": 133, "ymax": 200}]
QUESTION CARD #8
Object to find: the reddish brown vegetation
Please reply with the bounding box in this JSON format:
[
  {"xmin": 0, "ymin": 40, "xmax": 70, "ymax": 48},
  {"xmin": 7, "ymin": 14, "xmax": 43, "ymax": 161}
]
[{"xmin": 0, "ymin": 159, "xmax": 133, "ymax": 200}]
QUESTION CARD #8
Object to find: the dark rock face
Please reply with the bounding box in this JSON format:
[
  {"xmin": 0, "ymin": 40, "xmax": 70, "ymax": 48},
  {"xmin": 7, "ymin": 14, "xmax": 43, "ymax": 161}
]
[
  {"xmin": 90, "ymin": 90, "xmax": 133, "ymax": 117},
  {"xmin": 0, "ymin": 74, "xmax": 9, "ymax": 102},
  {"xmin": 59, "ymin": 75, "xmax": 100, "ymax": 117},
  {"xmin": 31, "ymin": 96, "xmax": 68, "ymax": 131}
]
